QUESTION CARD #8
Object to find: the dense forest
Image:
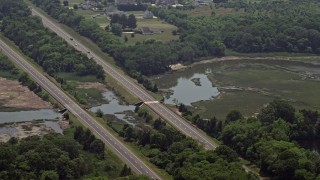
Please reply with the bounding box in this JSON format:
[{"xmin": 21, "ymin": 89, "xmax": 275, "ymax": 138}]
[
  {"xmin": 178, "ymin": 100, "xmax": 320, "ymax": 179},
  {"xmin": 152, "ymin": 0, "xmax": 320, "ymax": 54},
  {"xmin": 0, "ymin": 127, "xmax": 147, "ymax": 179},
  {"xmin": 0, "ymin": 0, "xmax": 104, "ymax": 79}
]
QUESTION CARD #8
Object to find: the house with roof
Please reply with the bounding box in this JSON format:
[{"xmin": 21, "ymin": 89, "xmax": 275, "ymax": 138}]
[
  {"xmin": 141, "ymin": 27, "xmax": 153, "ymax": 35},
  {"xmin": 143, "ymin": 10, "xmax": 154, "ymax": 19}
]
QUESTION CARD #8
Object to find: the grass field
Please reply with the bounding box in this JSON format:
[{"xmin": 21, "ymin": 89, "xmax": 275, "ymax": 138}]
[
  {"xmin": 75, "ymin": 9, "xmax": 109, "ymax": 27},
  {"xmin": 123, "ymin": 18, "xmax": 179, "ymax": 45}
]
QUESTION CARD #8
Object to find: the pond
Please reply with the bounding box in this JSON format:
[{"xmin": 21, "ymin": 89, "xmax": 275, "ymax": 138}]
[
  {"xmin": 161, "ymin": 73, "xmax": 219, "ymax": 106},
  {"xmin": 90, "ymin": 91, "xmax": 136, "ymax": 125},
  {"xmin": 0, "ymin": 109, "xmax": 61, "ymax": 124}
]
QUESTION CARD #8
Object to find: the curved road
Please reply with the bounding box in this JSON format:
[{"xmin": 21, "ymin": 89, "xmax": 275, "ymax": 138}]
[
  {"xmin": 0, "ymin": 39, "xmax": 161, "ymax": 180},
  {"xmin": 31, "ymin": 8, "xmax": 217, "ymax": 150}
]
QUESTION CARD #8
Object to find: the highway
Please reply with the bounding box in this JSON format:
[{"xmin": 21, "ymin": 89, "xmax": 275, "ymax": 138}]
[
  {"xmin": 31, "ymin": 8, "xmax": 218, "ymax": 150},
  {"xmin": 0, "ymin": 39, "xmax": 161, "ymax": 180}
]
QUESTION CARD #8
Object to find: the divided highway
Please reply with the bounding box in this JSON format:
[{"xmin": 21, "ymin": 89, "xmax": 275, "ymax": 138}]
[
  {"xmin": 31, "ymin": 8, "xmax": 218, "ymax": 150},
  {"xmin": 0, "ymin": 39, "xmax": 161, "ymax": 180}
]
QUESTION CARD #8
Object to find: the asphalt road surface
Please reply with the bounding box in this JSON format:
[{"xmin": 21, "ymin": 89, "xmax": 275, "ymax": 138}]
[
  {"xmin": 0, "ymin": 39, "xmax": 161, "ymax": 180},
  {"xmin": 31, "ymin": 8, "xmax": 218, "ymax": 150}
]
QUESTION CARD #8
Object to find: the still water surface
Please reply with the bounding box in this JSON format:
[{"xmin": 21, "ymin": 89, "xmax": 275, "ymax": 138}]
[
  {"xmin": 163, "ymin": 73, "xmax": 219, "ymax": 105},
  {"xmin": 90, "ymin": 91, "xmax": 136, "ymax": 125},
  {"xmin": 0, "ymin": 109, "xmax": 61, "ymax": 123}
]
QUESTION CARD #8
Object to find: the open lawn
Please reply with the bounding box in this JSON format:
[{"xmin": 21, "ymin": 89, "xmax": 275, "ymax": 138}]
[
  {"xmin": 75, "ymin": 9, "xmax": 109, "ymax": 27},
  {"xmin": 123, "ymin": 18, "xmax": 179, "ymax": 45}
]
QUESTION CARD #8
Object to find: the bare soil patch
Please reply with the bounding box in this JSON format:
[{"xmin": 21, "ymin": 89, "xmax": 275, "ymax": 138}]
[
  {"xmin": 170, "ymin": 63, "xmax": 187, "ymax": 70},
  {"xmin": 0, "ymin": 77, "xmax": 52, "ymax": 109}
]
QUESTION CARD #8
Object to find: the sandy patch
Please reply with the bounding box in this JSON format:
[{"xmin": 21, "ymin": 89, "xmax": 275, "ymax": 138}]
[
  {"xmin": 77, "ymin": 82, "xmax": 107, "ymax": 91},
  {"xmin": 169, "ymin": 63, "xmax": 187, "ymax": 70},
  {"xmin": 0, "ymin": 77, "xmax": 52, "ymax": 109}
]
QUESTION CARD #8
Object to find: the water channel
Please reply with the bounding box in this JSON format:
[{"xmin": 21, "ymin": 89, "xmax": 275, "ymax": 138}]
[{"xmin": 0, "ymin": 109, "xmax": 61, "ymax": 123}]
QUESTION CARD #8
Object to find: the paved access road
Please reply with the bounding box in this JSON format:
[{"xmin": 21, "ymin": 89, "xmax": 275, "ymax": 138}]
[
  {"xmin": 0, "ymin": 39, "xmax": 161, "ymax": 180},
  {"xmin": 31, "ymin": 8, "xmax": 217, "ymax": 150}
]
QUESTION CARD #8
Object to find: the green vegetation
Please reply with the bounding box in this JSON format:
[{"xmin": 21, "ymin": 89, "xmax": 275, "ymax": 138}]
[
  {"xmin": 178, "ymin": 98, "xmax": 320, "ymax": 178},
  {"xmin": 32, "ymin": 0, "xmax": 224, "ymax": 77},
  {"xmin": 0, "ymin": 0, "xmax": 104, "ymax": 80},
  {"xmin": 105, "ymin": 106, "xmax": 256, "ymax": 179},
  {"xmin": 152, "ymin": 0, "xmax": 320, "ymax": 54},
  {"xmin": 123, "ymin": 18, "xmax": 179, "ymax": 45},
  {"xmin": 221, "ymin": 100, "xmax": 320, "ymax": 179},
  {"xmin": 0, "ymin": 53, "xmax": 19, "ymax": 79},
  {"xmin": 0, "ymin": 127, "xmax": 146, "ymax": 179}
]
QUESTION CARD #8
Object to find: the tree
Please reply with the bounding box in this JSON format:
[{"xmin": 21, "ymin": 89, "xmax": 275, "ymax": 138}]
[
  {"xmin": 40, "ymin": 170, "xmax": 59, "ymax": 180},
  {"xmin": 225, "ymin": 110, "xmax": 243, "ymax": 124},
  {"xmin": 258, "ymin": 100, "xmax": 296, "ymax": 124},
  {"xmin": 73, "ymin": 4, "xmax": 78, "ymax": 9},
  {"xmin": 120, "ymin": 165, "xmax": 132, "ymax": 176},
  {"xmin": 152, "ymin": 83, "xmax": 158, "ymax": 92},
  {"xmin": 124, "ymin": 36, "xmax": 128, "ymax": 42},
  {"xmin": 111, "ymin": 23, "xmax": 123, "ymax": 36},
  {"xmin": 214, "ymin": 145, "xmax": 239, "ymax": 162},
  {"xmin": 96, "ymin": 109, "xmax": 104, "ymax": 117},
  {"xmin": 63, "ymin": 113, "xmax": 69, "ymax": 120},
  {"xmin": 63, "ymin": 0, "xmax": 69, "ymax": 6},
  {"xmin": 127, "ymin": 14, "xmax": 137, "ymax": 29}
]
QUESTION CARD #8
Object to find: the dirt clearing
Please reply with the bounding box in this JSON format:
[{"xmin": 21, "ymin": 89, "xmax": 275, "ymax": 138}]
[{"xmin": 0, "ymin": 77, "xmax": 52, "ymax": 109}]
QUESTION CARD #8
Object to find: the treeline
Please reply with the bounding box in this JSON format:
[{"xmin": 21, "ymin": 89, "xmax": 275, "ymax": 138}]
[
  {"xmin": 152, "ymin": 0, "xmax": 320, "ymax": 54},
  {"xmin": 0, "ymin": 53, "xmax": 19, "ymax": 76},
  {"xmin": 0, "ymin": 128, "xmax": 145, "ymax": 179},
  {"xmin": 107, "ymin": 106, "xmax": 257, "ymax": 179},
  {"xmin": 0, "ymin": 0, "xmax": 104, "ymax": 79},
  {"xmin": 32, "ymin": 0, "xmax": 123, "ymax": 55},
  {"xmin": 114, "ymin": 40, "xmax": 200, "ymax": 75},
  {"xmin": 178, "ymin": 103, "xmax": 223, "ymax": 137},
  {"xmin": 110, "ymin": 14, "xmax": 137, "ymax": 29},
  {"xmin": 74, "ymin": 126, "xmax": 105, "ymax": 159}
]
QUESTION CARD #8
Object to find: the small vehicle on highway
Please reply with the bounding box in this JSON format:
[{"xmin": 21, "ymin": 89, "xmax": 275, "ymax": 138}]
[{"xmin": 70, "ymin": 37, "xmax": 73, "ymax": 40}]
